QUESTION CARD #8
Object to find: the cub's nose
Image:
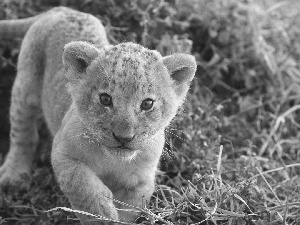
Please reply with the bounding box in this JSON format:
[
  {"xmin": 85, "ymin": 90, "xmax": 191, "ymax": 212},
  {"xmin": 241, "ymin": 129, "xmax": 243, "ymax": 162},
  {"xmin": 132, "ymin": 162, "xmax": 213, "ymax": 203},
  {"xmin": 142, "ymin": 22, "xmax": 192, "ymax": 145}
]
[{"xmin": 112, "ymin": 132, "xmax": 135, "ymax": 145}]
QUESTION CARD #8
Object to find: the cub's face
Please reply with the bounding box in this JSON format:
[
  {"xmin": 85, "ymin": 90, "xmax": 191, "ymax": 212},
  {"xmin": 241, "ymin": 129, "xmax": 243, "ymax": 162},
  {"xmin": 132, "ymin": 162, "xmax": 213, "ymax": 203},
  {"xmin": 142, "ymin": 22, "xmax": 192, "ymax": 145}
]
[{"xmin": 63, "ymin": 42, "xmax": 196, "ymax": 157}]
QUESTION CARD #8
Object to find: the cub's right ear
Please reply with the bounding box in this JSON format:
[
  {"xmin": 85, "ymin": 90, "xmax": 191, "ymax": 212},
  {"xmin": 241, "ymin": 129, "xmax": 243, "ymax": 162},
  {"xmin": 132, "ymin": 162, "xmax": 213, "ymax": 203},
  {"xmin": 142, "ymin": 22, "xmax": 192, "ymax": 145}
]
[
  {"xmin": 63, "ymin": 41, "xmax": 100, "ymax": 83},
  {"xmin": 162, "ymin": 53, "xmax": 196, "ymax": 101}
]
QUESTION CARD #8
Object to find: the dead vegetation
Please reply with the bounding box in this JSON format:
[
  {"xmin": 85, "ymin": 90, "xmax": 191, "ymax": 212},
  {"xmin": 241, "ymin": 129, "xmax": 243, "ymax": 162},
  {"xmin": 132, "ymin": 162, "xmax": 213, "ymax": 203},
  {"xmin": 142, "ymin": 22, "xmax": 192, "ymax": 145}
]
[{"xmin": 0, "ymin": 0, "xmax": 299, "ymax": 224}]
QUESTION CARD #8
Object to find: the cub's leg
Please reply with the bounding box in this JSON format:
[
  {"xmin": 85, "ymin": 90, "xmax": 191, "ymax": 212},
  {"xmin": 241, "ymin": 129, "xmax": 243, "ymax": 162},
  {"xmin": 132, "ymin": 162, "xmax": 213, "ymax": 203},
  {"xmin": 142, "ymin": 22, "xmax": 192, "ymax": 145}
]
[
  {"xmin": 52, "ymin": 153, "xmax": 118, "ymax": 225},
  {"xmin": 0, "ymin": 37, "xmax": 43, "ymax": 187},
  {"xmin": 0, "ymin": 73, "xmax": 41, "ymax": 186},
  {"xmin": 114, "ymin": 180, "xmax": 155, "ymax": 222}
]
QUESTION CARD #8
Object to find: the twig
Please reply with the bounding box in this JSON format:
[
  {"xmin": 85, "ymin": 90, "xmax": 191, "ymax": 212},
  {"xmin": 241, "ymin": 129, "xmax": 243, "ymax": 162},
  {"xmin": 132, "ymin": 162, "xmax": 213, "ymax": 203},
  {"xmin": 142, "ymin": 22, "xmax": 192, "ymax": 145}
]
[
  {"xmin": 259, "ymin": 105, "xmax": 300, "ymax": 155},
  {"xmin": 254, "ymin": 167, "xmax": 282, "ymax": 205},
  {"xmin": 249, "ymin": 163, "xmax": 300, "ymax": 180}
]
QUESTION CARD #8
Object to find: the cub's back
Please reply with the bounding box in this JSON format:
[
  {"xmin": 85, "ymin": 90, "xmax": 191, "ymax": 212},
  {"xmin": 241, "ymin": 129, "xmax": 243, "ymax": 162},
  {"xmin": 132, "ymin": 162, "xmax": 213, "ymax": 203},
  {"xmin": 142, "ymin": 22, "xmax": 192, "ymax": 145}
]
[{"xmin": 19, "ymin": 7, "xmax": 109, "ymax": 134}]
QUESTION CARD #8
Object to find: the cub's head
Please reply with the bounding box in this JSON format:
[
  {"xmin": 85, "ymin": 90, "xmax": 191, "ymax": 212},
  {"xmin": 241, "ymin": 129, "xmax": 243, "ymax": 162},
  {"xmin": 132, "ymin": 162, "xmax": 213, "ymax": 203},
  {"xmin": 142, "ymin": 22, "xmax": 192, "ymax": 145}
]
[{"xmin": 63, "ymin": 41, "xmax": 196, "ymax": 158}]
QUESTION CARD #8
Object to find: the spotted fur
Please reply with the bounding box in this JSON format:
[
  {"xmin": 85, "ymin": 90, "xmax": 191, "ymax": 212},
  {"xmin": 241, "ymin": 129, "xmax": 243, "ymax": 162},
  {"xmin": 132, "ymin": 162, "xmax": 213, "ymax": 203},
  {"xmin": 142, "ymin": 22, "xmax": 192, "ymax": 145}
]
[{"xmin": 0, "ymin": 7, "xmax": 196, "ymax": 225}]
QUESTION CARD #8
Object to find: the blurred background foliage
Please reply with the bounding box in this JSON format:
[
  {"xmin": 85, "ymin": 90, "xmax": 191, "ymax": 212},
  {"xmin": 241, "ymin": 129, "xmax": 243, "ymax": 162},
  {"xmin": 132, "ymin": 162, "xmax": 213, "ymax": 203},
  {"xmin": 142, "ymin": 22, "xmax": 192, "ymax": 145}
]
[{"xmin": 0, "ymin": 0, "xmax": 300, "ymax": 224}]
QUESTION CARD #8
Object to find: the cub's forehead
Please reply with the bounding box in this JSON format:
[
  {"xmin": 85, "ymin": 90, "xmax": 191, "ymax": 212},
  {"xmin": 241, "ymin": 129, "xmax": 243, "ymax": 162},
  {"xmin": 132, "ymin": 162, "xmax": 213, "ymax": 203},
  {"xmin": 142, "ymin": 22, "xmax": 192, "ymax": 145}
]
[
  {"xmin": 101, "ymin": 43, "xmax": 162, "ymax": 78},
  {"xmin": 90, "ymin": 43, "xmax": 166, "ymax": 95},
  {"xmin": 103, "ymin": 42, "xmax": 161, "ymax": 62}
]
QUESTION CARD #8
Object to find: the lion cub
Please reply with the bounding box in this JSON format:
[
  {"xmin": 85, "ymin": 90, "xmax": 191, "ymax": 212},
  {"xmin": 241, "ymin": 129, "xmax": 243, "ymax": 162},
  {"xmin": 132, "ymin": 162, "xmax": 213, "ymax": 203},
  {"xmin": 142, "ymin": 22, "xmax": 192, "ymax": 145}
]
[{"xmin": 0, "ymin": 7, "xmax": 196, "ymax": 224}]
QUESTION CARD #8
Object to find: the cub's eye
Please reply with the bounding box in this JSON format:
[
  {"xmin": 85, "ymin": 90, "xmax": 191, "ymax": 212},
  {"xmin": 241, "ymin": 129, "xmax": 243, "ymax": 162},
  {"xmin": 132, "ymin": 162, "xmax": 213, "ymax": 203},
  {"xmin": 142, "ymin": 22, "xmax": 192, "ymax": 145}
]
[
  {"xmin": 99, "ymin": 93, "xmax": 112, "ymax": 106},
  {"xmin": 141, "ymin": 98, "xmax": 154, "ymax": 111}
]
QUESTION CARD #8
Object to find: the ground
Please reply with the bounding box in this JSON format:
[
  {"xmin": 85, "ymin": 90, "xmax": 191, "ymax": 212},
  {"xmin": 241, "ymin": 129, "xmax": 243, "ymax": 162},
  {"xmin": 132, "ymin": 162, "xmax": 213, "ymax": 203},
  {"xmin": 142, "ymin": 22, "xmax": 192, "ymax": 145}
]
[{"xmin": 0, "ymin": 0, "xmax": 300, "ymax": 224}]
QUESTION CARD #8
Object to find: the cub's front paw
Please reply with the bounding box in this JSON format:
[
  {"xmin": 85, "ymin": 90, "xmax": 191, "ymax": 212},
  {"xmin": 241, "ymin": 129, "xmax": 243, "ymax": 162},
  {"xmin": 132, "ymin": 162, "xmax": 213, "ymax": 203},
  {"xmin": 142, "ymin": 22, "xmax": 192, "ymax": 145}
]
[
  {"xmin": 73, "ymin": 196, "xmax": 119, "ymax": 225},
  {"xmin": 0, "ymin": 161, "xmax": 31, "ymax": 188}
]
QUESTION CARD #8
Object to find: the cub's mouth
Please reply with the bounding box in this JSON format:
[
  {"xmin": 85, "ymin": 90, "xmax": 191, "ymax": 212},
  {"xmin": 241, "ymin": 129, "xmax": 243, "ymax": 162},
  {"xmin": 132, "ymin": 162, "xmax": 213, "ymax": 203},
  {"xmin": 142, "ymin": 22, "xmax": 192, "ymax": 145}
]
[
  {"xmin": 104, "ymin": 146, "xmax": 141, "ymax": 160},
  {"xmin": 116, "ymin": 145, "xmax": 133, "ymax": 150}
]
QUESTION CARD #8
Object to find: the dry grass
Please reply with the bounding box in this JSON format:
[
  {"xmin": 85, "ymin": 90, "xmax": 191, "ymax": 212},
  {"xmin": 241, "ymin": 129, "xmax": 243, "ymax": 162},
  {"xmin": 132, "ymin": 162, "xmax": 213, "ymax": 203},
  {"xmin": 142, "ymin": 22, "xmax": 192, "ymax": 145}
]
[{"xmin": 0, "ymin": 0, "xmax": 300, "ymax": 224}]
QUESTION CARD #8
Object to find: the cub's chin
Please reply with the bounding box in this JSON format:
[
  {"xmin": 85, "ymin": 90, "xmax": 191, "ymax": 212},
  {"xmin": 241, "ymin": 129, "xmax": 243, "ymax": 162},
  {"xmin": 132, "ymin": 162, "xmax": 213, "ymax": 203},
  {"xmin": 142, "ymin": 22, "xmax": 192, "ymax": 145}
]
[{"xmin": 104, "ymin": 145, "xmax": 141, "ymax": 161}]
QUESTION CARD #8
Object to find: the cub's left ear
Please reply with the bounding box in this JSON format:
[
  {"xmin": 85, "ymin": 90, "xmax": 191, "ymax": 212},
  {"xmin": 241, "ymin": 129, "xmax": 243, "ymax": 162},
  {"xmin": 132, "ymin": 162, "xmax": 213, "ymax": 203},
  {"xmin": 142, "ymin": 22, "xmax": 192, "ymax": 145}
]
[
  {"xmin": 163, "ymin": 53, "xmax": 197, "ymax": 98},
  {"xmin": 63, "ymin": 41, "xmax": 100, "ymax": 83}
]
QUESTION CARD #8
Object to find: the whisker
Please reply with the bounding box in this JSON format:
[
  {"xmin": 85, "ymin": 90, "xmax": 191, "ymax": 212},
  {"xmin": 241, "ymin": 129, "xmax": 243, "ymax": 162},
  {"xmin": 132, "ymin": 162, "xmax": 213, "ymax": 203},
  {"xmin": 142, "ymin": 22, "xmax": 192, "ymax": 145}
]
[
  {"xmin": 162, "ymin": 147, "xmax": 177, "ymax": 161},
  {"xmin": 161, "ymin": 147, "xmax": 168, "ymax": 165},
  {"xmin": 166, "ymin": 127, "xmax": 186, "ymax": 133},
  {"xmin": 164, "ymin": 130, "xmax": 186, "ymax": 142},
  {"xmin": 167, "ymin": 122, "xmax": 183, "ymax": 129},
  {"xmin": 164, "ymin": 140, "xmax": 172, "ymax": 148}
]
